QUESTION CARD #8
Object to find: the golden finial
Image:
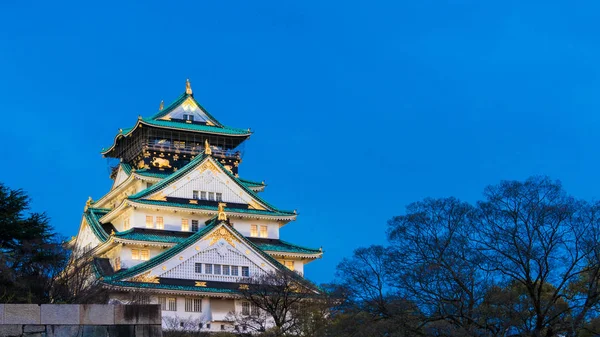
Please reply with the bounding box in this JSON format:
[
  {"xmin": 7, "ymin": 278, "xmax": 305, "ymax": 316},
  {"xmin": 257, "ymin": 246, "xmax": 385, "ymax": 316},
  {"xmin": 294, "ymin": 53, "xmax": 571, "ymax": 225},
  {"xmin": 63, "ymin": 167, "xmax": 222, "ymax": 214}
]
[
  {"xmin": 204, "ymin": 139, "xmax": 212, "ymax": 155},
  {"xmin": 218, "ymin": 202, "xmax": 227, "ymax": 221},
  {"xmin": 85, "ymin": 196, "xmax": 94, "ymax": 211},
  {"xmin": 186, "ymin": 79, "xmax": 193, "ymax": 95},
  {"xmin": 111, "ymin": 229, "xmax": 115, "ymax": 236},
  {"xmin": 159, "ymin": 100, "xmax": 164, "ymax": 111}
]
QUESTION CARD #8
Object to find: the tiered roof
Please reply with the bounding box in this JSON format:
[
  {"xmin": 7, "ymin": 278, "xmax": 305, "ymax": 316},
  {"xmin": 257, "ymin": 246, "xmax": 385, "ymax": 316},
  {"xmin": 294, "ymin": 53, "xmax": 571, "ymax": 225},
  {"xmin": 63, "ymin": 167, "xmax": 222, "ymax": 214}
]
[
  {"xmin": 101, "ymin": 81, "xmax": 252, "ymax": 156},
  {"xmin": 95, "ymin": 217, "xmax": 321, "ymax": 295}
]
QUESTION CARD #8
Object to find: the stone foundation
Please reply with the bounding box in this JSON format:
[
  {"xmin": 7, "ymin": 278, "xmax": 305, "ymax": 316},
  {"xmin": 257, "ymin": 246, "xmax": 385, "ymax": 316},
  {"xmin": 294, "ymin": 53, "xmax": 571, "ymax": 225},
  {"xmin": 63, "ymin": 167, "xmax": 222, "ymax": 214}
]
[{"xmin": 0, "ymin": 304, "xmax": 162, "ymax": 337}]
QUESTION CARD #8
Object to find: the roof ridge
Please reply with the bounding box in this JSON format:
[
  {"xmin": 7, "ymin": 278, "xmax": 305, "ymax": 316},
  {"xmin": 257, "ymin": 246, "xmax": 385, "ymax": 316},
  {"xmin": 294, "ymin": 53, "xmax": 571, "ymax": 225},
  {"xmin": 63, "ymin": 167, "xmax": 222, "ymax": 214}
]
[{"xmin": 149, "ymin": 92, "xmax": 188, "ymax": 120}]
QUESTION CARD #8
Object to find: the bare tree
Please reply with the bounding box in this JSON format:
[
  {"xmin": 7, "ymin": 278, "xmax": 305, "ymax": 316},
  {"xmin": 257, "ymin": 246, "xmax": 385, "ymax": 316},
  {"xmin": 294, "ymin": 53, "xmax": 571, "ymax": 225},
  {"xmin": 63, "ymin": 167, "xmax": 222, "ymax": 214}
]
[
  {"xmin": 386, "ymin": 197, "xmax": 496, "ymax": 336},
  {"xmin": 232, "ymin": 269, "xmax": 322, "ymax": 336},
  {"xmin": 475, "ymin": 177, "xmax": 600, "ymax": 337},
  {"xmin": 50, "ymin": 248, "xmax": 107, "ymax": 303}
]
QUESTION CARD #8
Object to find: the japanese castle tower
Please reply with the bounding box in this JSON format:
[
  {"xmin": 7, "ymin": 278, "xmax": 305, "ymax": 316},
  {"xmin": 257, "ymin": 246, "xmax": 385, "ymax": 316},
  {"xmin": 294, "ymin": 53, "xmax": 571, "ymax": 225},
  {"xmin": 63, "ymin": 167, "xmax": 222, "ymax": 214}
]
[{"xmin": 69, "ymin": 80, "xmax": 323, "ymax": 331}]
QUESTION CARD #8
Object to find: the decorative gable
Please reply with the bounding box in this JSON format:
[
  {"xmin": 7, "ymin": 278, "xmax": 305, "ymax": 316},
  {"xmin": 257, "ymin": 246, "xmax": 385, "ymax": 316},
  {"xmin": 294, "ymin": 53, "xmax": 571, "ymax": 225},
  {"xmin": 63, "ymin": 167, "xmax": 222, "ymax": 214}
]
[
  {"xmin": 145, "ymin": 157, "xmax": 267, "ymax": 210},
  {"xmin": 111, "ymin": 165, "xmax": 130, "ymax": 190},
  {"xmin": 124, "ymin": 223, "xmax": 279, "ymax": 283},
  {"xmin": 158, "ymin": 97, "xmax": 217, "ymax": 125}
]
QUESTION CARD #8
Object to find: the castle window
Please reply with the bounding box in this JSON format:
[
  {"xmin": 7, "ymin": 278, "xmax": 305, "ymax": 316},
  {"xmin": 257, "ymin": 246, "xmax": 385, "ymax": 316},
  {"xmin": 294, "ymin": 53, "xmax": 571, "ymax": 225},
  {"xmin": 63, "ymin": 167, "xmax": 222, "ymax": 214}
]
[
  {"xmin": 192, "ymin": 220, "xmax": 199, "ymax": 232},
  {"xmin": 231, "ymin": 266, "xmax": 239, "ymax": 276},
  {"xmin": 216, "ymin": 193, "xmax": 222, "ymax": 201},
  {"xmin": 206, "ymin": 324, "xmax": 211, "ymax": 329},
  {"xmin": 156, "ymin": 216, "xmax": 164, "ymax": 229},
  {"xmin": 193, "ymin": 190, "xmax": 199, "ymax": 199},
  {"xmin": 201, "ymin": 191, "xmax": 206, "ymax": 200},
  {"xmin": 133, "ymin": 295, "xmax": 150, "ymax": 304},
  {"xmin": 208, "ymin": 192, "xmax": 215, "ymax": 201},
  {"xmin": 182, "ymin": 219, "xmax": 189, "ymax": 231},
  {"xmin": 251, "ymin": 303, "xmax": 259, "ymax": 316},
  {"xmin": 241, "ymin": 302, "xmax": 250, "ymax": 315},
  {"xmin": 123, "ymin": 219, "xmax": 130, "ymax": 230},
  {"xmin": 195, "ymin": 263, "xmax": 202, "ymax": 273},
  {"xmin": 185, "ymin": 298, "xmax": 201, "ymax": 312},
  {"xmin": 168, "ymin": 297, "xmax": 177, "ymax": 311},
  {"xmin": 250, "ymin": 225, "xmax": 258, "ymax": 237},
  {"xmin": 260, "ymin": 225, "xmax": 267, "ymax": 238},
  {"xmin": 140, "ymin": 249, "xmax": 149, "ymax": 261},
  {"xmin": 214, "ymin": 264, "xmax": 221, "ymax": 275},
  {"xmin": 159, "ymin": 296, "xmax": 176, "ymax": 311},
  {"xmin": 131, "ymin": 249, "xmax": 140, "ymax": 260},
  {"xmin": 221, "ymin": 324, "xmax": 225, "ymax": 331},
  {"xmin": 223, "ymin": 265, "xmax": 230, "ymax": 275},
  {"xmin": 146, "ymin": 216, "xmax": 153, "ymax": 228},
  {"xmin": 205, "ymin": 264, "xmax": 213, "ymax": 274},
  {"xmin": 242, "ymin": 266, "xmax": 249, "ymax": 277}
]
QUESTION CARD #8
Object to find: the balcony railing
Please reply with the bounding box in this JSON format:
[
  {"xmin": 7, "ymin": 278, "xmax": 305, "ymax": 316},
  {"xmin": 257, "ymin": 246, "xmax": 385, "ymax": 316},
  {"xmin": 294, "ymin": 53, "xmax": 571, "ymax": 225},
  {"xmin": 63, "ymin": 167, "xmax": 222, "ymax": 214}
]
[{"xmin": 143, "ymin": 141, "xmax": 241, "ymax": 159}]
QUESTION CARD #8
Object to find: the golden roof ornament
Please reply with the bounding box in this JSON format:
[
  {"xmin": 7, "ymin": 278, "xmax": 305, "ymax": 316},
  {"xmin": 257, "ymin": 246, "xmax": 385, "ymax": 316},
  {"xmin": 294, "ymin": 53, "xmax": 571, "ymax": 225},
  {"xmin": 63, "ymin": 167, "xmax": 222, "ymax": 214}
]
[
  {"xmin": 186, "ymin": 79, "xmax": 193, "ymax": 95},
  {"xmin": 218, "ymin": 202, "xmax": 228, "ymax": 221},
  {"xmin": 84, "ymin": 196, "xmax": 94, "ymax": 211},
  {"xmin": 204, "ymin": 139, "xmax": 212, "ymax": 155},
  {"xmin": 159, "ymin": 100, "xmax": 164, "ymax": 111}
]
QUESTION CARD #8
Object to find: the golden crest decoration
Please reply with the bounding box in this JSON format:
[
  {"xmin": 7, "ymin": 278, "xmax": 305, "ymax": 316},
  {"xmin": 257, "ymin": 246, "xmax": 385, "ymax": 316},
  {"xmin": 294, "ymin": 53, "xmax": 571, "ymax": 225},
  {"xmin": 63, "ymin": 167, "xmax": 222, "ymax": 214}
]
[
  {"xmin": 207, "ymin": 226, "xmax": 239, "ymax": 247},
  {"xmin": 129, "ymin": 271, "xmax": 159, "ymax": 284}
]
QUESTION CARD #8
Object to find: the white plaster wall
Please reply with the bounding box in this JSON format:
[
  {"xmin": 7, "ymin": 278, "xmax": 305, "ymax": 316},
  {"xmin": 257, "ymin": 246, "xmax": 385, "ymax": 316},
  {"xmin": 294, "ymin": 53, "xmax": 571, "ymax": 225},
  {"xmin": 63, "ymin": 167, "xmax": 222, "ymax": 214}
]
[
  {"xmin": 75, "ymin": 220, "xmax": 101, "ymax": 253},
  {"xmin": 231, "ymin": 218, "xmax": 280, "ymax": 239},
  {"xmin": 129, "ymin": 208, "xmax": 213, "ymax": 232},
  {"xmin": 112, "ymin": 167, "xmax": 129, "ymax": 190},
  {"xmin": 119, "ymin": 245, "xmax": 165, "ymax": 270}
]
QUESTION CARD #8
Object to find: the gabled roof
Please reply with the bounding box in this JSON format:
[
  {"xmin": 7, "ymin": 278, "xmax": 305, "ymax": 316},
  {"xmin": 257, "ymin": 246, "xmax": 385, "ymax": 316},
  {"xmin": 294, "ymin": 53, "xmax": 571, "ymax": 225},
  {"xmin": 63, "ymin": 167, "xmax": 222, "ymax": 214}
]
[
  {"xmin": 109, "ymin": 227, "xmax": 319, "ymax": 256},
  {"xmin": 128, "ymin": 154, "xmax": 292, "ymax": 215},
  {"xmin": 83, "ymin": 208, "xmax": 113, "ymax": 243},
  {"xmin": 103, "ymin": 218, "xmax": 320, "ymax": 294},
  {"xmin": 100, "ymin": 92, "xmax": 251, "ymax": 155},
  {"xmin": 108, "ymin": 219, "xmax": 276, "ymax": 280},
  {"xmin": 150, "ymin": 93, "xmax": 223, "ymax": 127},
  {"xmin": 105, "ymin": 219, "xmax": 220, "ymax": 281}
]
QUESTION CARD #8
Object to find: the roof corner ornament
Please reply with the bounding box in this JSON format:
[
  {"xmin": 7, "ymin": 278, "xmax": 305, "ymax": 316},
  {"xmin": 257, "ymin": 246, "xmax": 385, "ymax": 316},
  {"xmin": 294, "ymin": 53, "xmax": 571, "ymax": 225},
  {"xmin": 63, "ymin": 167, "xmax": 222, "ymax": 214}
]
[
  {"xmin": 204, "ymin": 139, "xmax": 212, "ymax": 155},
  {"xmin": 85, "ymin": 196, "xmax": 94, "ymax": 211},
  {"xmin": 186, "ymin": 79, "xmax": 193, "ymax": 95},
  {"xmin": 218, "ymin": 202, "xmax": 228, "ymax": 221},
  {"xmin": 159, "ymin": 100, "xmax": 164, "ymax": 111}
]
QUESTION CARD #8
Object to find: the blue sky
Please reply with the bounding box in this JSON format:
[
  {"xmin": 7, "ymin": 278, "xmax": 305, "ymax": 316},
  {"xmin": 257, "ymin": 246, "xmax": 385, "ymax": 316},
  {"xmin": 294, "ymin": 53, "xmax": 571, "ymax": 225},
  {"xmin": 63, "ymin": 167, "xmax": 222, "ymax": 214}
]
[{"xmin": 1, "ymin": 1, "xmax": 600, "ymax": 284}]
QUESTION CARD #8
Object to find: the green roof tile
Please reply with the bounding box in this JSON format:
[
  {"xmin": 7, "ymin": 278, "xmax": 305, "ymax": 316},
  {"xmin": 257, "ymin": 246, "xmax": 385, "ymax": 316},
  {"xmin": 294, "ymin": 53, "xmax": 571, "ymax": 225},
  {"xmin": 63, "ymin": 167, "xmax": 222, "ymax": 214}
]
[
  {"xmin": 128, "ymin": 199, "xmax": 295, "ymax": 217},
  {"xmin": 249, "ymin": 238, "xmax": 321, "ymax": 255},
  {"xmin": 83, "ymin": 208, "xmax": 112, "ymax": 242},
  {"xmin": 114, "ymin": 228, "xmax": 191, "ymax": 244}
]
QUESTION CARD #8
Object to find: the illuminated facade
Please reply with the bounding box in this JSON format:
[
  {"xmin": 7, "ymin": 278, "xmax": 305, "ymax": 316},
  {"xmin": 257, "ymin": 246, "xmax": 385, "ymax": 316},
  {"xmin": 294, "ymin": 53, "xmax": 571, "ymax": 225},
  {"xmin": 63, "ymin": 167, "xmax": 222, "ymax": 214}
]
[{"xmin": 68, "ymin": 80, "xmax": 322, "ymax": 331}]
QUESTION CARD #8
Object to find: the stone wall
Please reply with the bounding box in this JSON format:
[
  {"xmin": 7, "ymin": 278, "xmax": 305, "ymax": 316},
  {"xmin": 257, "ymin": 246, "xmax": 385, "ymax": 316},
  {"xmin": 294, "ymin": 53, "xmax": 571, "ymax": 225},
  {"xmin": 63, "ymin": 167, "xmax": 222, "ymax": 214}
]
[{"xmin": 0, "ymin": 304, "xmax": 162, "ymax": 337}]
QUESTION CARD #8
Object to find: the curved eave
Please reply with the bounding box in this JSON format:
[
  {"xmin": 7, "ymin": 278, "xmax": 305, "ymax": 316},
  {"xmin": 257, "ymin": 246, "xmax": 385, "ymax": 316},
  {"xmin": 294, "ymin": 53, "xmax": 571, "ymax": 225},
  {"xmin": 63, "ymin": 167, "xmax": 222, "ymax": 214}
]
[
  {"xmin": 99, "ymin": 199, "xmax": 296, "ymax": 224},
  {"xmin": 132, "ymin": 172, "xmax": 164, "ymax": 183},
  {"xmin": 127, "ymin": 200, "xmax": 297, "ymax": 221},
  {"xmin": 101, "ymin": 282, "xmax": 240, "ymax": 299},
  {"xmin": 101, "ymin": 119, "xmax": 252, "ymax": 156},
  {"xmin": 264, "ymin": 251, "xmax": 323, "ymax": 259},
  {"xmin": 248, "ymin": 185, "xmax": 266, "ymax": 193},
  {"xmin": 113, "ymin": 237, "xmax": 177, "ymax": 247}
]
